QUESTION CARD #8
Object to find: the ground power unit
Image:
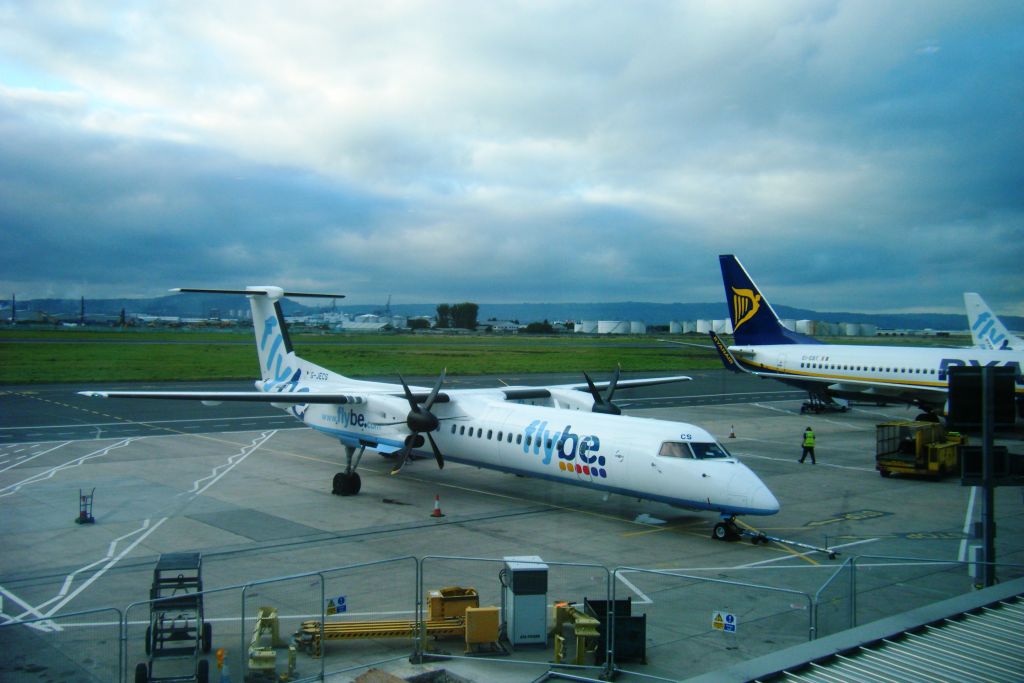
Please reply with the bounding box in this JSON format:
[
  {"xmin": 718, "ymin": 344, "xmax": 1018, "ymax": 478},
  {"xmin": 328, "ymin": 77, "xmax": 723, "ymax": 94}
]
[{"xmin": 501, "ymin": 555, "xmax": 548, "ymax": 646}]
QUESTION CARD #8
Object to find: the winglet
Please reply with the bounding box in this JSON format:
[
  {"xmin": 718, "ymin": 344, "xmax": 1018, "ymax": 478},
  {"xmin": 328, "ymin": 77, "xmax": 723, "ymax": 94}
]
[{"xmin": 709, "ymin": 331, "xmax": 745, "ymax": 374}]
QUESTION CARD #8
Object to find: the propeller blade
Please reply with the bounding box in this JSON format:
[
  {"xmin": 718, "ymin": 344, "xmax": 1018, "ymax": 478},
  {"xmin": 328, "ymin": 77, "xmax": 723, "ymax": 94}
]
[
  {"xmin": 426, "ymin": 432, "xmax": 445, "ymax": 469},
  {"xmin": 390, "ymin": 447, "xmax": 411, "ymax": 475},
  {"xmin": 398, "ymin": 373, "xmax": 418, "ymax": 410},
  {"xmin": 604, "ymin": 365, "xmax": 621, "ymax": 403},
  {"xmin": 424, "ymin": 368, "xmax": 446, "ymax": 410},
  {"xmin": 585, "ymin": 370, "xmax": 622, "ymax": 415},
  {"xmin": 583, "ymin": 371, "xmax": 603, "ymax": 402}
]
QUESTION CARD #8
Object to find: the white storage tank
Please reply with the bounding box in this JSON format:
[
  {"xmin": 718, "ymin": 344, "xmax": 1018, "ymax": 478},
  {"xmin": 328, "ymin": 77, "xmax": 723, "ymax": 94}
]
[
  {"xmin": 781, "ymin": 319, "xmax": 797, "ymax": 332},
  {"xmin": 669, "ymin": 321, "xmax": 682, "ymax": 334},
  {"xmin": 796, "ymin": 319, "xmax": 816, "ymax": 335},
  {"xmin": 575, "ymin": 320, "xmax": 598, "ymax": 334},
  {"xmin": 696, "ymin": 319, "xmax": 712, "ymax": 334},
  {"xmin": 712, "ymin": 319, "xmax": 734, "ymax": 334},
  {"xmin": 598, "ymin": 320, "xmax": 629, "ymax": 334},
  {"xmin": 683, "ymin": 321, "xmax": 697, "ymax": 333},
  {"xmin": 630, "ymin": 321, "xmax": 647, "ymax": 334}
]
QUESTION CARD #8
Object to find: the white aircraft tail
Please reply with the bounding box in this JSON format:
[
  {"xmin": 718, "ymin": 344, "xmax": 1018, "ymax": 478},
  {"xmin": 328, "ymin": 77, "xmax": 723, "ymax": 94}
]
[
  {"xmin": 965, "ymin": 292, "xmax": 1023, "ymax": 351},
  {"xmin": 174, "ymin": 287, "xmax": 344, "ymax": 384}
]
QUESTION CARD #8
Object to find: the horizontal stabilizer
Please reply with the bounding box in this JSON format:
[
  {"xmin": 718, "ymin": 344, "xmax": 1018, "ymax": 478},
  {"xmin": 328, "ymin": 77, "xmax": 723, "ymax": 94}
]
[{"xmin": 172, "ymin": 287, "xmax": 344, "ymax": 299}]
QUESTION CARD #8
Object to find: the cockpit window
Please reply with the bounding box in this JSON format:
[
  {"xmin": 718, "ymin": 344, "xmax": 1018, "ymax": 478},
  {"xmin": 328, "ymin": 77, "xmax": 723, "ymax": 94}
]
[
  {"xmin": 690, "ymin": 442, "xmax": 731, "ymax": 459},
  {"xmin": 658, "ymin": 441, "xmax": 691, "ymax": 458}
]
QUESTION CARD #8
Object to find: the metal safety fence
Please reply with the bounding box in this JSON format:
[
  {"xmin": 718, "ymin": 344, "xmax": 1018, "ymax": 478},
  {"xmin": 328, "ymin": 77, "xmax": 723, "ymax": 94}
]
[
  {"xmin": 0, "ymin": 606, "xmax": 122, "ymax": 682},
  {"xmin": 611, "ymin": 567, "xmax": 813, "ymax": 682},
  {"xmin": 3, "ymin": 554, "xmax": 1023, "ymax": 682}
]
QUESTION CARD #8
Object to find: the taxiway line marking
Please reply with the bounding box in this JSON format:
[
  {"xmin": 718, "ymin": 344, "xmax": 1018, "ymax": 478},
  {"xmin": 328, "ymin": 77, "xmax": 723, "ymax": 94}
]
[
  {"xmin": 180, "ymin": 430, "xmax": 276, "ymax": 497},
  {"xmin": 614, "ymin": 572, "xmax": 654, "ymax": 605},
  {"xmin": 36, "ymin": 517, "xmax": 170, "ymax": 619},
  {"xmin": 0, "ymin": 439, "xmax": 136, "ymax": 497},
  {"xmin": 0, "ymin": 441, "xmax": 71, "ymax": 473}
]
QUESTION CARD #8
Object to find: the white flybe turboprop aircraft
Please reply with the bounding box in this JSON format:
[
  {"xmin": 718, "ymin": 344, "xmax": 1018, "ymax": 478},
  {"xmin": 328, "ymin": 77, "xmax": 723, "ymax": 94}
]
[
  {"xmin": 965, "ymin": 292, "xmax": 1023, "ymax": 351},
  {"xmin": 81, "ymin": 286, "xmax": 779, "ymax": 540},
  {"xmin": 712, "ymin": 255, "xmax": 1024, "ymax": 421}
]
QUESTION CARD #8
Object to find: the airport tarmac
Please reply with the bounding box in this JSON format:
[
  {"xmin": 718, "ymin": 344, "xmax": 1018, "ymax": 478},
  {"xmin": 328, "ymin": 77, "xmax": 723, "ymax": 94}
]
[{"xmin": 2, "ymin": 373, "xmax": 1022, "ymax": 682}]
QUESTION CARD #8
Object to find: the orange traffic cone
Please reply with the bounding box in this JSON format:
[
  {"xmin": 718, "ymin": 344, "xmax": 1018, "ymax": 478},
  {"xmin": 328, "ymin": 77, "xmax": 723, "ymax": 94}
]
[{"xmin": 431, "ymin": 494, "xmax": 444, "ymax": 517}]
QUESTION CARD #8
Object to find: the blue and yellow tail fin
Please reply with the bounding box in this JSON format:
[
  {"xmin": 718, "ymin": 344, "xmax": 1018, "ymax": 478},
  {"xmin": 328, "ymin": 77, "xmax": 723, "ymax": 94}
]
[{"xmin": 718, "ymin": 255, "xmax": 819, "ymax": 346}]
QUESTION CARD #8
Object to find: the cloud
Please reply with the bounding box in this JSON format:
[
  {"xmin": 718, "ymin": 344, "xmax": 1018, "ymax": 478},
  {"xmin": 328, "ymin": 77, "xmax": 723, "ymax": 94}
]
[{"xmin": 0, "ymin": 1, "xmax": 1022, "ymax": 313}]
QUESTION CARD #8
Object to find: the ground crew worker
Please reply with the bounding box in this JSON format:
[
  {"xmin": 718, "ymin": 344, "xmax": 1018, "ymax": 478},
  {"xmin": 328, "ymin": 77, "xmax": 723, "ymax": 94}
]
[{"xmin": 799, "ymin": 426, "xmax": 816, "ymax": 464}]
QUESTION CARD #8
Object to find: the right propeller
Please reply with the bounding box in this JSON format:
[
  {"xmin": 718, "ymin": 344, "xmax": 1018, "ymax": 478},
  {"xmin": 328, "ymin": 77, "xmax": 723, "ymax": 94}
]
[
  {"xmin": 391, "ymin": 370, "xmax": 447, "ymax": 475},
  {"xmin": 584, "ymin": 366, "xmax": 622, "ymax": 415}
]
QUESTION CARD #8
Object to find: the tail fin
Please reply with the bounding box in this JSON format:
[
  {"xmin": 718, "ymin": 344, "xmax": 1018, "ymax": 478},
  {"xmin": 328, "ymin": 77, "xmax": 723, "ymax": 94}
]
[
  {"xmin": 174, "ymin": 287, "xmax": 344, "ymax": 384},
  {"xmin": 718, "ymin": 255, "xmax": 818, "ymax": 346},
  {"xmin": 965, "ymin": 292, "xmax": 1022, "ymax": 350}
]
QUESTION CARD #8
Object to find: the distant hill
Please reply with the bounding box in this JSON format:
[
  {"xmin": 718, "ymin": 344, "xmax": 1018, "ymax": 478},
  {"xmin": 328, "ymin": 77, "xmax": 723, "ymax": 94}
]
[{"xmin": 5, "ymin": 295, "xmax": 1022, "ymax": 332}]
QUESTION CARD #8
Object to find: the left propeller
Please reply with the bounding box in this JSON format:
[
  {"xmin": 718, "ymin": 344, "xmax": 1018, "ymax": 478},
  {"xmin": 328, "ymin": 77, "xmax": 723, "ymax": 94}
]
[{"xmin": 391, "ymin": 370, "xmax": 447, "ymax": 475}]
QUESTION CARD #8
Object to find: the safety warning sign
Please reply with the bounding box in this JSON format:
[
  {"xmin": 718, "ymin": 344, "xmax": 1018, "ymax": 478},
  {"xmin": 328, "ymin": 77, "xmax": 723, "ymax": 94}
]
[{"xmin": 711, "ymin": 610, "xmax": 737, "ymax": 633}]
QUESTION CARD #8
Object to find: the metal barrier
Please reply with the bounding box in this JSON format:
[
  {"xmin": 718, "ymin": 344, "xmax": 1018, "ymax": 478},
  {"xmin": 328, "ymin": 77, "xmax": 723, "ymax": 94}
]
[
  {"xmin": 317, "ymin": 556, "xmax": 419, "ymax": 680},
  {"xmin": 813, "ymin": 557, "xmax": 855, "ymax": 638},
  {"xmin": 6, "ymin": 552, "xmax": 1024, "ymax": 681},
  {"xmin": 849, "ymin": 555, "xmax": 1024, "ymax": 627},
  {"xmin": 0, "ymin": 606, "xmax": 122, "ymax": 682},
  {"xmin": 611, "ymin": 567, "xmax": 814, "ymax": 681}
]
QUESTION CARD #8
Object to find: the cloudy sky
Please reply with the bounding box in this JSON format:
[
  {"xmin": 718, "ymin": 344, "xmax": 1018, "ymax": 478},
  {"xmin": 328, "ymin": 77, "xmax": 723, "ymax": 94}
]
[{"xmin": 1, "ymin": 1, "xmax": 1022, "ymax": 313}]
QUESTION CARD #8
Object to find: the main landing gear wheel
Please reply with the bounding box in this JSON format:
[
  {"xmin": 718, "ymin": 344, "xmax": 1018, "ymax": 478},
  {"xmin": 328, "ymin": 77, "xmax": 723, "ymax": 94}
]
[
  {"xmin": 712, "ymin": 520, "xmax": 741, "ymax": 542},
  {"xmin": 333, "ymin": 471, "xmax": 361, "ymax": 496}
]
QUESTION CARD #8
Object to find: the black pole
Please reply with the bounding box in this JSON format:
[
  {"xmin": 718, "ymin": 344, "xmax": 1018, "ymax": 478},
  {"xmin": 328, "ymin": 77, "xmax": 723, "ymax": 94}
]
[{"xmin": 982, "ymin": 366, "xmax": 996, "ymax": 588}]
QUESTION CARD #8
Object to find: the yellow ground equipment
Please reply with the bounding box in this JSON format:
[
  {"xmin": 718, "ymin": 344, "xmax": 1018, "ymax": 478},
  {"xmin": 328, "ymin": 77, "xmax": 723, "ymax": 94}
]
[
  {"xmin": 551, "ymin": 602, "xmax": 601, "ymax": 665},
  {"xmin": 876, "ymin": 421, "xmax": 965, "ymax": 479},
  {"xmin": 463, "ymin": 606, "xmax": 501, "ymax": 653},
  {"xmin": 247, "ymin": 606, "xmax": 296, "ymax": 681},
  {"xmin": 295, "ymin": 587, "xmax": 482, "ymax": 657}
]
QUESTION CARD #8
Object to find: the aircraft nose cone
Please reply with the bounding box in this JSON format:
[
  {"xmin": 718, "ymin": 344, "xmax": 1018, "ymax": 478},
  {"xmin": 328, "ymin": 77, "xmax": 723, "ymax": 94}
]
[
  {"xmin": 750, "ymin": 483, "xmax": 780, "ymax": 514},
  {"xmin": 728, "ymin": 467, "xmax": 779, "ymax": 515}
]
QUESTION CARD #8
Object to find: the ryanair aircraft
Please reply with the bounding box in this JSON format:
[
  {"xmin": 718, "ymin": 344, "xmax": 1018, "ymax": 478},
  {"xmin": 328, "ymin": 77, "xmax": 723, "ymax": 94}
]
[
  {"xmin": 965, "ymin": 292, "xmax": 1023, "ymax": 351},
  {"xmin": 81, "ymin": 286, "xmax": 778, "ymax": 541},
  {"xmin": 713, "ymin": 255, "xmax": 1024, "ymax": 420}
]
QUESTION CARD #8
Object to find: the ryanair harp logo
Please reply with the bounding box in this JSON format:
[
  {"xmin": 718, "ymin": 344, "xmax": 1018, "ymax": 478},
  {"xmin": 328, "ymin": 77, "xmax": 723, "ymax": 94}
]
[{"xmin": 731, "ymin": 287, "xmax": 761, "ymax": 331}]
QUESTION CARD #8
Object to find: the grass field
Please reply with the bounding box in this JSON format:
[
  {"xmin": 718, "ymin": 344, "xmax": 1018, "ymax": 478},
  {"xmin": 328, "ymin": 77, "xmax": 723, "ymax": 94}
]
[
  {"xmin": 0, "ymin": 328, "xmax": 718, "ymax": 383},
  {"xmin": 0, "ymin": 327, "xmax": 974, "ymax": 384}
]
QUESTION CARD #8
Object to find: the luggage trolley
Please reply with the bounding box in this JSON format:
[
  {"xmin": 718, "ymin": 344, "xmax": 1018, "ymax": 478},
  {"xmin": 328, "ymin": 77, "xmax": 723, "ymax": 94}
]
[{"xmin": 136, "ymin": 553, "xmax": 212, "ymax": 683}]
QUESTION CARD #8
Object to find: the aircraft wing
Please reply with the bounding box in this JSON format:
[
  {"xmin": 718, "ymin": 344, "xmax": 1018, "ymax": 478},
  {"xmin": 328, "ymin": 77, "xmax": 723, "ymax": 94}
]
[
  {"xmin": 78, "ymin": 389, "xmax": 455, "ymax": 405},
  {"xmin": 497, "ymin": 374, "xmax": 691, "ymax": 400},
  {"xmin": 79, "ymin": 390, "xmax": 371, "ymax": 404},
  {"xmin": 80, "ymin": 374, "xmax": 691, "ymax": 405}
]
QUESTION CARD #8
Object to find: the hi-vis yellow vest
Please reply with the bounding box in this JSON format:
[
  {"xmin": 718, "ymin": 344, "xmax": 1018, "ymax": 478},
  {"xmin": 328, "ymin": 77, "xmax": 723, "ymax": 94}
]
[{"xmin": 803, "ymin": 431, "xmax": 815, "ymax": 447}]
